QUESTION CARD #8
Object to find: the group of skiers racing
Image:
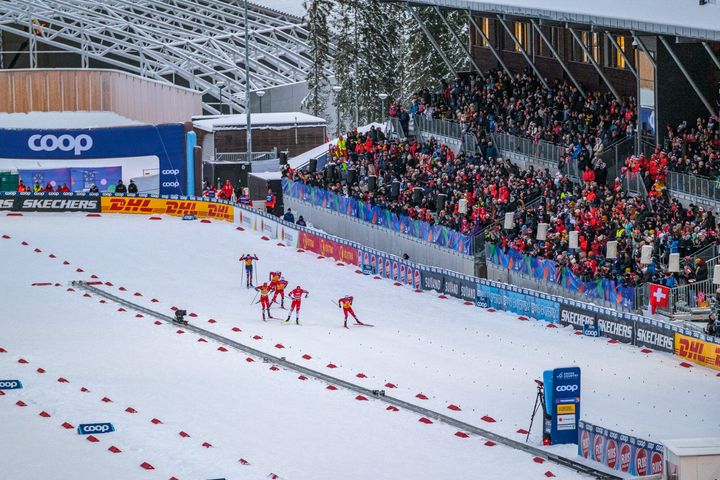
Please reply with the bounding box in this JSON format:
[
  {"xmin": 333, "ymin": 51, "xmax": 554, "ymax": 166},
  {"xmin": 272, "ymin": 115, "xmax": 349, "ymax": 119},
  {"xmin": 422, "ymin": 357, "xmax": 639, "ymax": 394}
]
[{"xmin": 239, "ymin": 253, "xmax": 369, "ymax": 328}]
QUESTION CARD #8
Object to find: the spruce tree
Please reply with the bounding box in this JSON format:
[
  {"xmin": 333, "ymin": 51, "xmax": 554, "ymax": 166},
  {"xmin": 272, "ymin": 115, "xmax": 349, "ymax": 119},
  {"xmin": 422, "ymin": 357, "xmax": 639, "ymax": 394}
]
[{"xmin": 302, "ymin": 0, "xmax": 332, "ymax": 118}]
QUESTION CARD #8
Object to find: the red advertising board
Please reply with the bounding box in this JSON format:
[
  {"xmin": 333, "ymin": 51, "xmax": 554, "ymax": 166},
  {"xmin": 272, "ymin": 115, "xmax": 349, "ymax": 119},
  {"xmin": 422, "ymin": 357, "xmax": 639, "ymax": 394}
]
[{"xmin": 298, "ymin": 231, "xmax": 359, "ymax": 266}]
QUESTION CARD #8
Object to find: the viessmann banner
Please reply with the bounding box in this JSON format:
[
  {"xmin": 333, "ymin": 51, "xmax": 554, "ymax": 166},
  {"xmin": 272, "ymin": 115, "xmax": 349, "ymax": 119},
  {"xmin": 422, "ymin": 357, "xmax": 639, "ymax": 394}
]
[
  {"xmin": 0, "ymin": 124, "xmax": 186, "ymax": 195},
  {"xmin": 101, "ymin": 197, "xmax": 233, "ymax": 221}
]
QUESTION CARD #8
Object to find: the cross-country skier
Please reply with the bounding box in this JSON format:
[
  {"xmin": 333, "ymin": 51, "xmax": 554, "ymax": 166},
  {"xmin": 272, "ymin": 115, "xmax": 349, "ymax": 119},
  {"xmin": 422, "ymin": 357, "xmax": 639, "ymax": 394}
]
[
  {"xmin": 255, "ymin": 282, "xmax": 273, "ymax": 321},
  {"xmin": 269, "ymin": 271, "xmax": 282, "ymax": 290},
  {"xmin": 284, "ymin": 285, "xmax": 309, "ymax": 325},
  {"xmin": 239, "ymin": 254, "xmax": 258, "ymax": 288},
  {"xmin": 338, "ymin": 295, "xmax": 366, "ymax": 329},
  {"xmin": 271, "ymin": 277, "xmax": 289, "ymax": 308}
]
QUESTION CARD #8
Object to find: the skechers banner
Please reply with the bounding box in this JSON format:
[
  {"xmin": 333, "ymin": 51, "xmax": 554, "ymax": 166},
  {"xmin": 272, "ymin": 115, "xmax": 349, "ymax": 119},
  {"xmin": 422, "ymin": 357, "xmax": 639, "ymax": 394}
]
[
  {"xmin": 634, "ymin": 323, "xmax": 675, "ymax": 354},
  {"xmin": 559, "ymin": 305, "xmax": 596, "ymax": 330},
  {"xmin": 101, "ymin": 197, "xmax": 233, "ymax": 221},
  {"xmin": 0, "ymin": 124, "xmax": 185, "ymax": 195},
  {"xmin": 77, "ymin": 423, "xmax": 115, "ymax": 435},
  {"xmin": 596, "ymin": 313, "xmax": 634, "ymax": 343},
  {"xmin": 0, "ymin": 195, "xmax": 100, "ymax": 212}
]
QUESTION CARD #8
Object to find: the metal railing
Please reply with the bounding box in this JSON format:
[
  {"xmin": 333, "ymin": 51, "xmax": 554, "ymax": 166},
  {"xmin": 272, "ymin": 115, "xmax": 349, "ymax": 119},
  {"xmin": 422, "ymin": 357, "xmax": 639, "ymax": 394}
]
[
  {"xmin": 214, "ymin": 150, "xmax": 276, "ymax": 163},
  {"xmin": 598, "ymin": 135, "xmax": 636, "ymax": 184},
  {"xmin": 385, "ymin": 117, "xmax": 407, "ymax": 139},
  {"xmin": 491, "ymin": 132, "xmax": 564, "ymax": 172},
  {"xmin": 413, "ymin": 115, "xmax": 465, "ymax": 139},
  {"xmin": 667, "ymin": 171, "xmax": 720, "ymax": 207}
]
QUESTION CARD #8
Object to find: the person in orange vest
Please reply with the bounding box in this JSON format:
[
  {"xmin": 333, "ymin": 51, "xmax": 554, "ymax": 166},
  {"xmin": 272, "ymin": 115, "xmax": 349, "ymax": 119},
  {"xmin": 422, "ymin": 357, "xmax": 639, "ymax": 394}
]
[
  {"xmin": 255, "ymin": 282, "xmax": 273, "ymax": 321},
  {"xmin": 238, "ymin": 253, "xmax": 258, "ymax": 288},
  {"xmin": 337, "ymin": 295, "xmax": 369, "ymax": 329},
  {"xmin": 265, "ymin": 188, "xmax": 276, "ymax": 214},
  {"xmin": 16, "ymin": 179, "xmax": 28, "ymax": 192},
  {"xmin": 271, "ymin": 277, "xmax": 288, "ymax": 309}
]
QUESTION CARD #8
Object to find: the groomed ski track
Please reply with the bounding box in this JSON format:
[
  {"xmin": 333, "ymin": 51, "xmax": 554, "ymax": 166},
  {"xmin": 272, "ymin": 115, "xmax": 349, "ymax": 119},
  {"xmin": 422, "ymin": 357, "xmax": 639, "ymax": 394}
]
[{"xmin": 75, "ymin": 280, "xmax": 621, "ymax": 480}]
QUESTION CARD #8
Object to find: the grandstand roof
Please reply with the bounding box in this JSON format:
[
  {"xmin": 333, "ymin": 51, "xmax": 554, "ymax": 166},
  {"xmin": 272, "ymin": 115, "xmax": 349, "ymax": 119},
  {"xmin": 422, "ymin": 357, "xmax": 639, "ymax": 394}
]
[
  {"xmin": 0, "ymin": 0, "xmax": 327, "ymax": 115},
  {"xmin": 0, "ymin": 112, "xmax": 145, "ymax": 129},
  {"xmin": 410, "ymin": 0, "xmax": 720, "ymax": 41}
]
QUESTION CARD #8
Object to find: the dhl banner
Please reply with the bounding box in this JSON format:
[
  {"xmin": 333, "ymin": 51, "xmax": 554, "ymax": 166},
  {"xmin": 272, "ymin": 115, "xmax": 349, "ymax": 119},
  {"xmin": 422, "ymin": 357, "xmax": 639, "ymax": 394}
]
[
  {"xmin": 101, "ymin": 197, "xmax": 233, "ymax": 222},
  {"xmin": 298, "ymin": 231, "xmax": 359, "ymax": 266},
  {"xmin": 674, "ymin": 333, "xmax": 720, "ymax": 370}
]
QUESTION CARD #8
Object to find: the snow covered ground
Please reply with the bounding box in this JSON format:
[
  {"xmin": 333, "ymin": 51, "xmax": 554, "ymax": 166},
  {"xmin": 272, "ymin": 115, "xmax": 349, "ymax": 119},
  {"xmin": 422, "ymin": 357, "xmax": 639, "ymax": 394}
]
[{"xmin": 0, "ymin": 212, "xmax": 717, "ymax": 479}]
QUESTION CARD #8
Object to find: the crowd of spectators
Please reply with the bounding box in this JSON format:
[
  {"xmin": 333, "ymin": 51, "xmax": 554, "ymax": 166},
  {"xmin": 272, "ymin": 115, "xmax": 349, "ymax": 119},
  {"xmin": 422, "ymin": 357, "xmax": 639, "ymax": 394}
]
[{"xmin": 664, "ymin": 116, "xmax": 720, "ymax": 179}]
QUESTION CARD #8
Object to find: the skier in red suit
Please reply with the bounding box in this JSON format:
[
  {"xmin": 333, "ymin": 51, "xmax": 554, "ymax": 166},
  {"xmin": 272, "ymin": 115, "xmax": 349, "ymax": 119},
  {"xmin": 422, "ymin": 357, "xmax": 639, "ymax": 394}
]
[
  {"xmin": 284, "ymin": 285, "xmax": 309, "ymax": 325},
  {"xmin": 271, "ymin": 278, "xmax": 289, "ymax": 308},
  {"xmin": 338, "ymin": 295, "xmax": 366, "ymax": 329},
  {"xmin": 255, "ymin": 282, "xmax": 272, "ymax": 321}
]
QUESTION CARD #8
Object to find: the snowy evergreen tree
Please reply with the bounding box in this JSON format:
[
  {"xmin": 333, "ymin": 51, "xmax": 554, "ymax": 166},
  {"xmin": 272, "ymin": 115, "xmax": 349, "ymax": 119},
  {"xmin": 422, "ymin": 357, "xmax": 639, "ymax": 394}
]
[
  {"xmin": 302, "ymin": 0, "xmax": 332, "ymax": 118},
  {"xmin": 404, "ymin": 7, "xmax": 468, "ymax": 99},
  {"xmin": 330, "ymin": 0, "xmax": 359, "ymax": 132}
]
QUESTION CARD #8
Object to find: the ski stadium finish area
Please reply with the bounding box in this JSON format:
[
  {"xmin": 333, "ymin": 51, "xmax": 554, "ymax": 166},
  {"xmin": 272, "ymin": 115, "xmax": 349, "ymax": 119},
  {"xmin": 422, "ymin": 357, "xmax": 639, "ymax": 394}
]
[{"xmin": 0, "ymin": 204, "xmax": 717, "ymax": 479}]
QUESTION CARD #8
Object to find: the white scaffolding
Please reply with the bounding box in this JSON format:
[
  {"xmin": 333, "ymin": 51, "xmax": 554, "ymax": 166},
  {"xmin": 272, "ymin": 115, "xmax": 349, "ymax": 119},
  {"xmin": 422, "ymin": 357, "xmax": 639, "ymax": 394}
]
[{"xmin": 0, "ymin": 0, "xmax": 328, "ymax": 114}]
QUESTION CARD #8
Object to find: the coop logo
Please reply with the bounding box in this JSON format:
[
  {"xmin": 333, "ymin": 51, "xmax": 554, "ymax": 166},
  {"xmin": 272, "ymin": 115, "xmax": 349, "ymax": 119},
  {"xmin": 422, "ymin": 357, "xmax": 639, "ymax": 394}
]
[
  {"xmin": 556, "ymin": 384, "xmax": 579, "ymax": 392},
  {"xmin": 580, "ymin": 430, "xmax": 590, "ymax": 458},
  {"xmin": 161, "ymin": 169, "xmax": 180, "ymax": 175},
  {"xmin": 605, "ymin": 439, "xmax": 617, "ymax": 469},
  {"xmin": 0, "ymin": 380, "xmax": 22, "ymax": 389},
  {"xmin": 77, "ymin": 423, "xmax": 115, "ymax": 435},
  {"xmin": 28, "ymin": 134, "xmax": 93, "ymax": 155},
  {"xmin": 162, "ymin": 182, "xmax": 180, "ymax": 188}
]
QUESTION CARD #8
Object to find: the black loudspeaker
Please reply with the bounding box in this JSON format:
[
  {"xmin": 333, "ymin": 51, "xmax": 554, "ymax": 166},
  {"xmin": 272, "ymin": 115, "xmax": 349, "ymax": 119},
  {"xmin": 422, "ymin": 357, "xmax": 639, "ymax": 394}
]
[
  {"xmin": 368, "ymin": 175, "xmax": 377, "ymax": 192},
  {"xmin": 346, "ymin": 168, "xmax": 357, "ymax": 185},
  {"xmin": 412, "ymin": 187, "xmax": 424, "ymax": 205},
  {"xmin": 391, "ymin": 180, "xmax": 400, "ymax": 200},
  {"xmin": 436, "ymin": 193, "xmax": 447, "ymax": 211},
  {"xmin": 325, "ymin": 163, "xmax": 336, "ymax": 182},
  {"xmin": 279, "ymin": 151, "xmax": 288, "ymax": 165},
  {"xmin": 308, "ymin": 158, "xmax": 317, "ymax": 173}
]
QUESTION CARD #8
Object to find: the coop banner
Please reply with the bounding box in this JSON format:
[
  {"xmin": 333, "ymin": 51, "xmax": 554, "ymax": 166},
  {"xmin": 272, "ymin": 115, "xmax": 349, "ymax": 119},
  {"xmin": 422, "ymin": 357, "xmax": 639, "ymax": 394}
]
[
  {"xmin": 101, "ymin": 197, "xmax": 233, "ymax": 221},
  {"xmin": 674, "ymin": 333, "xmax": 720, "ymax": 370},
  {"xmin": 298, "ymin": 231, "xmax": 359, "ymax": 266},
  {"xmin": 578, "ymin": 421, "xmax": 663, "ymax": 476},
  {"xmin": 283, "ymin": 179, "xmax": 471, "ymax": 254},
  {"xmin": 0, "ymin": 124, "xmax": 185, "ymax": 195}
]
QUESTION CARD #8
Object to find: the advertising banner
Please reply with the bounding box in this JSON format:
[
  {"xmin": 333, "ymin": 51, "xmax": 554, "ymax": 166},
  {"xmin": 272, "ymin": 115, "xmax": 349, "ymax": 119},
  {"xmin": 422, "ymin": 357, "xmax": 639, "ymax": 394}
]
[
  {"xmin": 634, "ymin": 323, "xmax": 675, "ymax": 354},
  {"xmin": 259, "ymin": 217, "xmax": 278, "ymax": 239},
  {"xmin": 559, "ymin": 305, "xmax": 596, "ymax": 330},
  {"xmin": 476, "ymin": 283, "xmax": 504, "ymax": 310},
  {"xmin": 280, "ymin": 225, "xmax": 298, "ymax": 248},
  {"xmin": 238, "ymin": 209, "xmax": 257, "ymax": 230},
  {"xmin": 579, "ymin": 421, "xmax": 663, "ymax": 476},
  {"xmin": 0, "ymin": 124, "xmax": 186, "ymax": 195},
  {"xmin": 422, "ymin": 269, "xmax": 445, "ymax": 293},
  {"xmin": 531, "ymin": 297, "xmax": 560, "ymax": 324},
  {"xmin": 549, "ymin": 367, "xmax": 581, "ymax": 444},
  {"xmin": 359, "ymin": 248, "xmax": 422, "ymax": 289},
  {"xmin": 674, "ymin": 333, "xmax": 720, "ymax": 370},
  {"xmin": 596, "ymin": 313, "xmax": 635, "ymax": 344},
  {"xmin": 443, "ymin": 274, "xmax": 476, "ymax": 302},
  {"xmin": 101, "ymin": 197, "xmax": 233, "ymax": 221},
  {"xmin": 298, "ymin": 231, "xmax": 359, "ymax": 266},
  {"xmin": 4, "ymin": 195, "xmax": 101, "ymax": 213}
]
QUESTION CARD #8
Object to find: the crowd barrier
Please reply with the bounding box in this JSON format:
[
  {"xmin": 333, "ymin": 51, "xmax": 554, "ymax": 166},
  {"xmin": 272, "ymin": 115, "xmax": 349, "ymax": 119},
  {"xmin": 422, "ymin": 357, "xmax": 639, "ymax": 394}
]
[
  {"xmin": 4, "ymin": 191, "xmax": 719, "ymax": 373},
  {"xmin": 282, "ymin": 178, "xmax": 473, "ymax": 255},
  {"xmin": 579, "ymin": 421, "xmax": 664, "ymax": 477},
  {"xmin": 486, "ymin": 245, "xmax": 636, "ymax": 310}
]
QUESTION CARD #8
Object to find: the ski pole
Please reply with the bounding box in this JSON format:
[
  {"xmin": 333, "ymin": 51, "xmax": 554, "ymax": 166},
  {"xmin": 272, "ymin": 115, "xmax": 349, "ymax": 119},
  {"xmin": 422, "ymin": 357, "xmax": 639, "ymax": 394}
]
[{"xmin": 251, "ymin": 290, "xmax": 259, "ymax": 305}]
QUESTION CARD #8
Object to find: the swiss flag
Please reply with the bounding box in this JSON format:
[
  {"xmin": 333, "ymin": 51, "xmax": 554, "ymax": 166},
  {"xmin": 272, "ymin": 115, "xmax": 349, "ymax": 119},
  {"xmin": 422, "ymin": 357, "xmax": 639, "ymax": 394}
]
[{"xmin": 649, "ymin": 284, "xmax": 670, "ymax": 313}]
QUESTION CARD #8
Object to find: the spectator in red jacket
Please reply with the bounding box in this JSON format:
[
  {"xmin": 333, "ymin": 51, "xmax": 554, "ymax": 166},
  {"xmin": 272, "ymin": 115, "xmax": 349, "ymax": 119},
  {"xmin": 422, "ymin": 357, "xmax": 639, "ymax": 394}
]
[{"xmin": 220, "ymin": 179, "xmax": 234, "ymax": 201}]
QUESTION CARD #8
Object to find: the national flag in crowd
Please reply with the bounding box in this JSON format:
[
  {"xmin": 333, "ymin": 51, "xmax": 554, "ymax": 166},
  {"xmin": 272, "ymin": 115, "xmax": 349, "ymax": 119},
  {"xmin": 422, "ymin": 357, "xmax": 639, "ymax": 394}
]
[{"xmin": 649, "ymin": 283, "xmax": 670, "ymax": 313}]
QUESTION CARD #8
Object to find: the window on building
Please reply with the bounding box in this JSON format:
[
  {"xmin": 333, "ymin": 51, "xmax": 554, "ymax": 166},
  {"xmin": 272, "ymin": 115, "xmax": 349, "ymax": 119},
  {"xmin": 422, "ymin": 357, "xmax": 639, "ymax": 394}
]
[
  {"xmin": 513, "ymin": 22, "xmax": 529, "ymax": 52},
  {"xmin": 571, "ymin": 30, "xmax": 599, "ymax": 64},
  {"xmin": 534, "ymin": 25, "xmax": 559, "ymax": 58},
  {"xmin": 480, "ymin": 18, "xmax": 490, "ymax": 47}
]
